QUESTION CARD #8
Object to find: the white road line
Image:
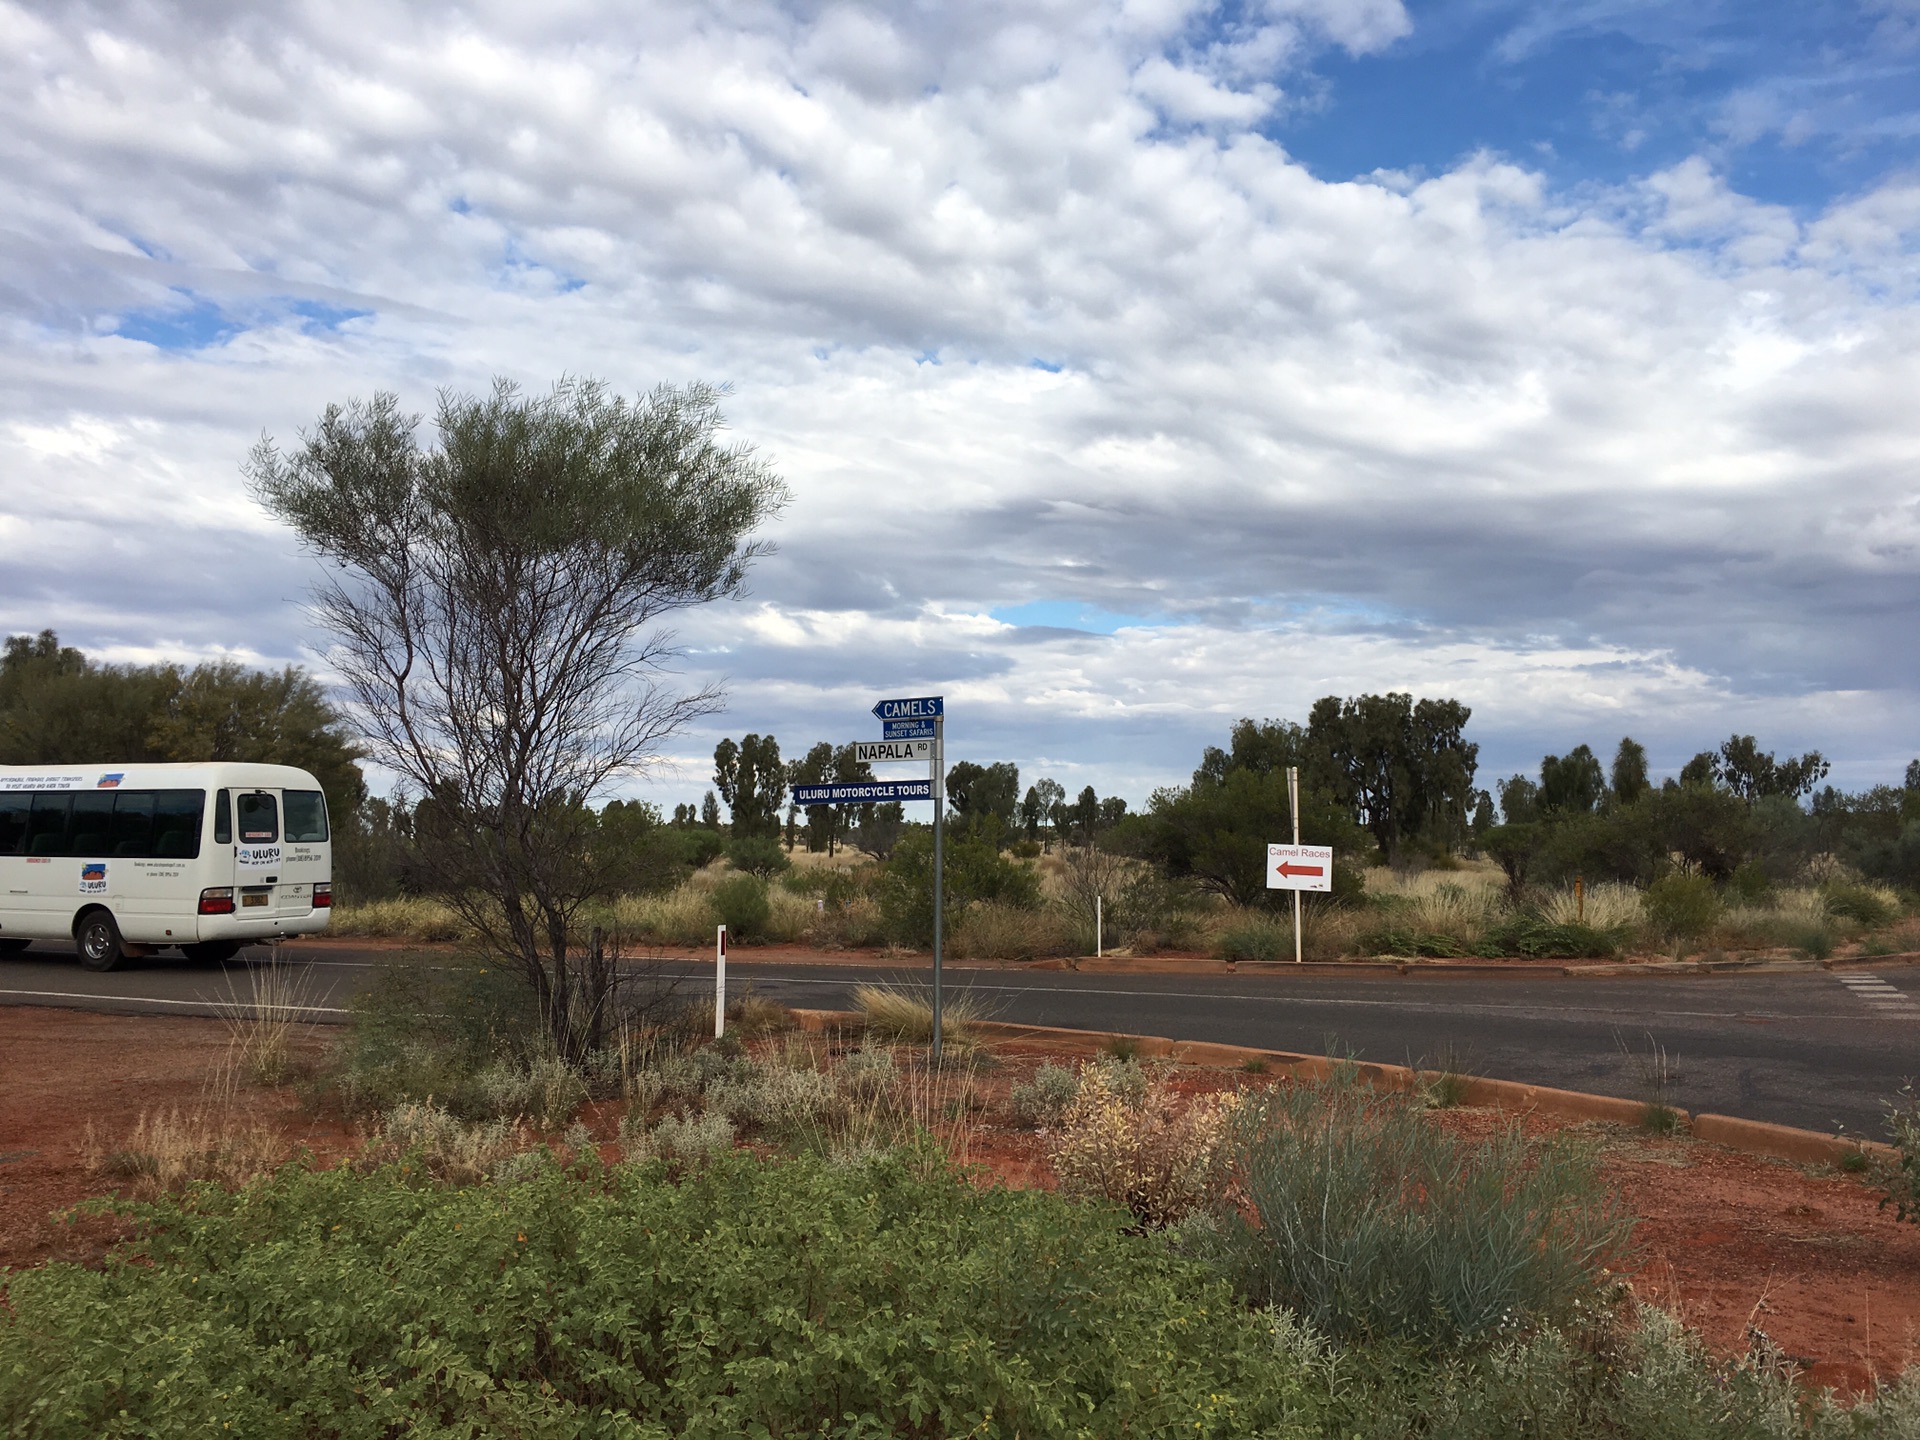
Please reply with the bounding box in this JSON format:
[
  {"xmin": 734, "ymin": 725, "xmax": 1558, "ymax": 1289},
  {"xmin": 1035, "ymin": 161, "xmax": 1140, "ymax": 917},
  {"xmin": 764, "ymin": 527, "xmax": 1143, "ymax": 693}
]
[{"xmin": 0, "ymin": 987, "xmax": 351, "ymax": 1016}]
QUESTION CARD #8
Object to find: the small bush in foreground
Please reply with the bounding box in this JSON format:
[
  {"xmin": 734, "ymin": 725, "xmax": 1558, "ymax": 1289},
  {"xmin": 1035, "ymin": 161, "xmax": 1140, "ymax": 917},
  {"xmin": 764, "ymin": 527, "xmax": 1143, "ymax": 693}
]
[
  {"xmin": 1219, "ymin": 1070, "xmax": 1635, "ymax": 1350},
  {"xmin": 1011, "ymin": 1061, "xmax": 1080, "ymax": 1127},
  {"xmin": 1883, "ymin": 1078, "xmax": 1920, "ymax": 1225},
  {"xmin": 0, "ymin": 1152, "xmax": 1308, "ymax": 1438},
  {"xmin": 1049, "ymin": 1063, "xmax": 1241, "ymax": 1229}
]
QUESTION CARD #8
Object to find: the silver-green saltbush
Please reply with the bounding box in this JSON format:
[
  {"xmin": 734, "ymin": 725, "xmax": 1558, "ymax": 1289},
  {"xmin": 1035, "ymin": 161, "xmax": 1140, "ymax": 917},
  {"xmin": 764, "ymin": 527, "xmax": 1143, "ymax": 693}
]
[{"xmin": 1220, "ymin": 1070, "xmax": 1634, "ymax": 1350}]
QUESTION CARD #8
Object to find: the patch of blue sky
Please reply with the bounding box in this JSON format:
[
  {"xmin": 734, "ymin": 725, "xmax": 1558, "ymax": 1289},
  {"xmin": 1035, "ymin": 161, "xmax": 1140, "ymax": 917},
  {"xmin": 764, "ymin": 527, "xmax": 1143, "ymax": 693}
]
[
  {"xmin": 1255, "ymin": 0, "xmax": 1920, "ymax": 212},
  {"xmin": 112, "ymin": 295, "xmax": 236, "ymax": 350},
  {"xmin": 1029, "ymin": 358, "xmax": 1063, "ymax": 372},
  {"xmin": 991, "ymin": 600, "xmax": 1167, "ymax": 634},
  {"xmin": 114, "ymin": 291, "xmax": 375, "ymax": 350}
]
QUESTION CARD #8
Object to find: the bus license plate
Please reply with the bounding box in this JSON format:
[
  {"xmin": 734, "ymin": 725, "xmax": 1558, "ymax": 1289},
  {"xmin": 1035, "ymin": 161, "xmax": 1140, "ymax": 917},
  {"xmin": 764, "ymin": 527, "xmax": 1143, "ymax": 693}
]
[{"xmin": 242, "ymin": 893, "xmax": 270, "ymax": 908}]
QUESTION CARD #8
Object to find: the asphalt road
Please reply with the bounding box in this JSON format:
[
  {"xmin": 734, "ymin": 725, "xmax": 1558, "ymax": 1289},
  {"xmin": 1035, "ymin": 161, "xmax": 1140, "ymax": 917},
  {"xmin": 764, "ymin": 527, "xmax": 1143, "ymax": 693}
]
[{"xmin": 3, "ymin": 940, "xmax": 1917, "ymax": 1139}]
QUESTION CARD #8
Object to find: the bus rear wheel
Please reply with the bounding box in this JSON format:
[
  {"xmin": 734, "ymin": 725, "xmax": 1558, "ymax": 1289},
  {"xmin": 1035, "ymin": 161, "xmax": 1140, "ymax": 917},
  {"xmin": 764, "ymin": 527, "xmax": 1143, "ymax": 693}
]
[
  {"xmin": 181, "ymin": 941, "xmax": 241, "ymax": 963},
  {"xmin": 75, "ymin": 910, "xmax": 126, "ymax": 973}
]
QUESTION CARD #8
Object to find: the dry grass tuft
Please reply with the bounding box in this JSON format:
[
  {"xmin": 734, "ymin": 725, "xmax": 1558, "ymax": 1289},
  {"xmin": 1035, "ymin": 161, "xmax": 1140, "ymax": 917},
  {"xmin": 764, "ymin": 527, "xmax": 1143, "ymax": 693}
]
[
  {"xmin": 953, "ymin": 901, "xmax": 1079, "ymax": 960},
  {"xmin": 214, "ymin": 957, "xmax": 321, "ymax": 1089},
  {"xmin": 852, "ymin": 981, "xmax": 985, "ymax": 1046},
  {"xmin": 83, "ymin": 1109, "xmax": 291, "ymax": 1196},
  {"xmin": 1539, "ymin": 881, "xmax": 1644, "ymax": 932},
  {"xmin": 327, "ymin": 896, "xmax": 469, "ymax": 942}
]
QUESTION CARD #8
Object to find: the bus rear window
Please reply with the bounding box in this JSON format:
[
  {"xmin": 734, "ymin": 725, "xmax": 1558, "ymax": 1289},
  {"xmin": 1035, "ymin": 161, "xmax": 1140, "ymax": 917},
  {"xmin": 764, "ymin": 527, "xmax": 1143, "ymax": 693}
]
[
  {"xmin": 283, "ymin": 790, "xmax": 329, "ymax": 843},
  {"xmin": 236, "ymin": 791, "xmax": 278, "ymax": 844}
]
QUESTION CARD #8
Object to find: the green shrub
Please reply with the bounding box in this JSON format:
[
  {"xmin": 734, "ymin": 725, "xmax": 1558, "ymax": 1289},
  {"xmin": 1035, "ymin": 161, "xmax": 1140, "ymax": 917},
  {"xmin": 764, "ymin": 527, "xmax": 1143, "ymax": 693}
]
[
  {"xmin": 1483, "ymin": 917, "xmax": 1623, "ymax": 959},
  {"xmin": 1822, "ymin": 880, "xmax": 1897, "ymax": 927},
  {"xmin": 877, "ymin": 827, "xmax": 1041, "ymax": 947},
  {"xmin": 1303, "ymin": 1302, "xmax": 1890, "ymax": 1440},
  {"xmin": 1215, "ymin": 912, "xmax": 1292, "ymax": 961},
  {"xmin": 1883, "ymin": 1079, "xmax": 1920, "ymax": 1225},
  {"xmin": 320, "ymin": 959, "xmax": 545, "ymax": 1119},
  {"xmin": 0, "ymin": 1153, "xmax": 1309, "ymax": 1437},
  {"xmin": 1783, "ymin": 919, "xmax": 1834, "ymax": 960},
  {"xmin": 726, "ymin": 834, "xmax": 791, "ymax": 878},
  {"xmin": 1218, "ymin": 1071, "xmax": 1634, "ymax": 1349},
  {"xmin": 1645, "ymin": 872, "xmax": 1721, "ymax": 942},
  {"xmin": 1010, "ymin": 1062, "xmax": 1080, "ymax": 1127},
  {"xmin": 710, "ymin": 872, "xmax": 771, "ymax": 941},
  {"xmin": 677, "ymin": 827, "xmax": 727, "ymax": 868}
]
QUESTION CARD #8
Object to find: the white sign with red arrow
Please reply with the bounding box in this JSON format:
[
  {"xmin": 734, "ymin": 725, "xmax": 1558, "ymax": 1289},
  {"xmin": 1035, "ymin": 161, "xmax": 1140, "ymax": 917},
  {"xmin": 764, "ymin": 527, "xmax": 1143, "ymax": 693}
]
[{"xmin": 1266, "ymin": 843, "xmax": 1333, "ymax": 893}]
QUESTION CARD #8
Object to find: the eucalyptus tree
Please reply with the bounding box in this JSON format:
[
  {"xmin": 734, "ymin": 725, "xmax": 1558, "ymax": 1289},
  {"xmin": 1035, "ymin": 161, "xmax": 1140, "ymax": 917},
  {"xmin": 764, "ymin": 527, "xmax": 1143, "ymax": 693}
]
[{"xmin": 248, "ymin": 377, "xmax": 787, "ymax": 1062}]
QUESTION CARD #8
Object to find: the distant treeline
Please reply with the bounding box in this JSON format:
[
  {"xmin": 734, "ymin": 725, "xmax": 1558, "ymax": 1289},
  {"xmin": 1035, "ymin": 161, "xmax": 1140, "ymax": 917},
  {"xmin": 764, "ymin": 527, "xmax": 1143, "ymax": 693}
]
[{"xmin": 1479, "ymin": 735, "xmax": 1920, "ymax": 892}]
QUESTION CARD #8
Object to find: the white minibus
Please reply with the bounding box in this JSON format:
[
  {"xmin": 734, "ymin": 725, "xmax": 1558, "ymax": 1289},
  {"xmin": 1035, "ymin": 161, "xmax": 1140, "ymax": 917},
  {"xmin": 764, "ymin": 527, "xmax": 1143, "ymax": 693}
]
[{"xmin": 0, "ymin": 762, "xmax": 333, "ymax": 971}]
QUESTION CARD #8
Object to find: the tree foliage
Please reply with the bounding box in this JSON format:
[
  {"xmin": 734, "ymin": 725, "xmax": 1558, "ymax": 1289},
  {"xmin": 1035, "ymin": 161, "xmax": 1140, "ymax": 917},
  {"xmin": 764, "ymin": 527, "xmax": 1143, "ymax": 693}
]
[
  {"xmin": 1144, "ymin": 718, "xmax": 1371, "ymax": 908},
  {"xmin": 946, "ymin": 759, "xmax": 1019, "ymax": 831},
  {"xmin": 247, "ymin": 376, "xmax": 786, "ymax": 1061},
  {"xmin": 0, "ymin": 629, "xmax": 364, "ymax": 825},
  {"xmin": 1303, "ymin": 694, "xmax": 1479, "ymax": 860},
  {"xmin": 713, "ymin": 732, "xmax": 786, "ymax": 840}
]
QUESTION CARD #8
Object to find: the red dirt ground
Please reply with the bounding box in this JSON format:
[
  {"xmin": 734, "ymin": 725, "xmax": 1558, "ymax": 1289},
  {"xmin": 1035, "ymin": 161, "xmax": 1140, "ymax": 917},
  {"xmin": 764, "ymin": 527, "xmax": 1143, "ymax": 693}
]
[{"xmin": 3, "ymin": 1007, "xmax": 1916, "ymax": 1396}]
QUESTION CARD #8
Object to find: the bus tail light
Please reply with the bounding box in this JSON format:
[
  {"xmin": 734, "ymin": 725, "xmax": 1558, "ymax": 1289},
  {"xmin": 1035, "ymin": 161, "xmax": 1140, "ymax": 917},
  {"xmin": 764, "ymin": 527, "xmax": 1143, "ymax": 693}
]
[
  {"xmin": 198, "ymin": 887, "xmax": 235, "ymax": 915},
  {"xmin": 313, "ymin": 882, "xmax": 332, "ymax": 908}
]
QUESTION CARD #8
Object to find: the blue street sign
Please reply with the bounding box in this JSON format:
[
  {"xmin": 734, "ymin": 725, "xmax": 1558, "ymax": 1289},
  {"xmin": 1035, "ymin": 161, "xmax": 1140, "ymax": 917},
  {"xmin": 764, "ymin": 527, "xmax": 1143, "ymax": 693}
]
[
  {"xmin": 881, "ymin": 717, "xmax": 937, "ymax": 741},
  {"xmin": 872, "ymin": 694, "xmax": 943, "ymax": 721},
  {"xmin": 793, "ymin": 780, "xmax": 933, "ymax": 806}
]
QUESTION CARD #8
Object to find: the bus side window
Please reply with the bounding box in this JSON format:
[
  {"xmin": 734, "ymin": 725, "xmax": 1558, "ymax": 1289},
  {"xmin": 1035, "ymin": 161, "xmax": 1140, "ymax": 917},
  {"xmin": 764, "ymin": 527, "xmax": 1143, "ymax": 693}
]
[
  {"xmin": 70, "ymin": 791, "xmax": 115, "ymax": 857},
  {"xmin": 26, "ymin": 794, "xmax": 72, "ymax": 856},
  {"xmin": 153, "ymin": 791, "xmax": 204, "ymax": 859},
  {"xmin": 0, "ymin": 793, "xmax": 27, "ymax": 855},
  {"xmin": 215, "ymin": 789, "xmax": 232, "ymax": 846},
  {"xmin": 110, "ymin": 792, "xmax": 157, "ymax": 857}
]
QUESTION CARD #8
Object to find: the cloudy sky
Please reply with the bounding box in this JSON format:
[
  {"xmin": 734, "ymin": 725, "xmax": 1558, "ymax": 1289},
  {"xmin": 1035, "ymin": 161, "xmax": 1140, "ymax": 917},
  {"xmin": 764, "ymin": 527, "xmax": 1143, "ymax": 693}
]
[{"xmin": 3, "ymin": 0, "xmax": 1918, "ymax": 812}]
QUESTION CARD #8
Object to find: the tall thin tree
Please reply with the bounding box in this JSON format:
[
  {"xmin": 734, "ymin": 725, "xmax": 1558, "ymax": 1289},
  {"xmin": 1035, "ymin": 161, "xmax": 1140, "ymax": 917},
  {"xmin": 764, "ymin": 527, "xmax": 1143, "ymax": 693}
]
[{"xmin": 248, "ymin": 377, "xmax": 787, "ymax": 1061}]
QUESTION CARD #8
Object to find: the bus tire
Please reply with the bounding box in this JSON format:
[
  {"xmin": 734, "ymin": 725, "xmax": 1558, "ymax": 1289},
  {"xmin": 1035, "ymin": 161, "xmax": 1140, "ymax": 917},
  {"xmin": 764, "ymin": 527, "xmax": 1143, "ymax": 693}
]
[
  {"xmin": 181, "ymin": 941, "xmax": 241, "ymax": 963},
  {"xmin": 75, "ymin": 910, "xmax": 126, "ymax": 972}
]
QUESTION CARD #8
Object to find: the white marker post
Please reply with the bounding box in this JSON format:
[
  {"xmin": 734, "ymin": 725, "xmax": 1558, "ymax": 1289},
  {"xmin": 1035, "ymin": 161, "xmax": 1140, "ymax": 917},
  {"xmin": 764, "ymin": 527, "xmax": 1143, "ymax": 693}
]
[
  {"xmin": 1096, "ymin": 895, "xmax": 1103, "ymax": 958},
  {"xmin": 714, "ymin": 924, "xmax": 727, "ymax": 1038},
  {"xmin": 1289, "ymin": 767, "xmax": 1301, "ymax": 965}
]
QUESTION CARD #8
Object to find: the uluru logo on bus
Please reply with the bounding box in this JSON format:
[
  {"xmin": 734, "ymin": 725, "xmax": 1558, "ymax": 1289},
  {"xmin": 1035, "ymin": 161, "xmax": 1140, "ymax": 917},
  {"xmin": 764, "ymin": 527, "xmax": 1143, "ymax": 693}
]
[
  {"xmin": 79, "ymin": 861, "xmax": 107, "ymax": 894},
  {"xmin": 96, "ymin": 773, "xmax": 124, "ymax": 789}
]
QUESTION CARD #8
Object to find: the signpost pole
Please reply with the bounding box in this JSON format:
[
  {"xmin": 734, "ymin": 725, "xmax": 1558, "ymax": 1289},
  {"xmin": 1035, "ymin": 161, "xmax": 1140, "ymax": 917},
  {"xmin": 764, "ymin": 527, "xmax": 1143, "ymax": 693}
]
[
  {"xmin": 715, "ymin": 924, "xmax": 727, "ymax": 1038},
  {"xmin": 1288, "ymin": 766, "xmax": 1302, "ymax": 965},
  {"xmin": 931, "ymin": 715, "xmax": 944, "ymax": 1063}
]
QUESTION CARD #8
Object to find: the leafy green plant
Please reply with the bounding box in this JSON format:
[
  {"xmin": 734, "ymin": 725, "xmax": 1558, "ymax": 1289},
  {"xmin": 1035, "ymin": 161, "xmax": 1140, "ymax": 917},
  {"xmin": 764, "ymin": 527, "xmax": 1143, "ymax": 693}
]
[
  {"xmin": 1821, "ymin": 880, "xmax": 1897, "ymax": 927},
  {"xmin": 1782, "ymin": 919, "xmax": 1834, "ymax": 960},
  {"xmin": 0, "ymin": 1152, "xmax": 1309, "ymax": 1437},
  {"xmin": 1882, "ymin": 1078, "xmax": 1920, "ymax": 1224},
  {"xmin": 1010, "ymin": 1062, "xmax": 1080, "ymax": 1127},
  {"xmin": 1219, "ymin": 1071, "xmax": 1635, "ymax": 1349},
  {"xmin": 1645, "ymin": 872, "xmax": 1722, "ymax": 943},
  {"xmin": 725, "ymin": 834, "xmax": 790, "ymax": 878},
  {"xmin": 710, "ymin": 872, "xmax": 771, "ymax": 941},
  {"xmin": 1640, "ymin": 1103, "xmax": 1683, "ymax": 1137},
  {"xmin": 1214, "ymin": 913, "xmax": 1292, "ymax": 961}
]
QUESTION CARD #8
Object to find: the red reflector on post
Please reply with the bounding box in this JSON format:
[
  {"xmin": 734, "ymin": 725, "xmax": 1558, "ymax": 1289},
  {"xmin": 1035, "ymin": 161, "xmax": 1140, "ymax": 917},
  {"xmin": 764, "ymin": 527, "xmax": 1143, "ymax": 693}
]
[{"xmin": 198, "ymin": 887, "xmax": 235, "ymax": 915}]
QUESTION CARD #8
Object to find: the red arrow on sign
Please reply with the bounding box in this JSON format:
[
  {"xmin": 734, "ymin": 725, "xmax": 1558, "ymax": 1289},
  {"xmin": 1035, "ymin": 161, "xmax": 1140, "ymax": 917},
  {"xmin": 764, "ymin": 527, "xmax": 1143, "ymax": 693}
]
[{"xmin": 1273, "ymin": 862, "xmax": 1324, "ymax": 878}]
